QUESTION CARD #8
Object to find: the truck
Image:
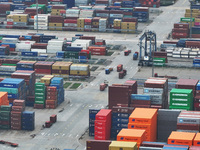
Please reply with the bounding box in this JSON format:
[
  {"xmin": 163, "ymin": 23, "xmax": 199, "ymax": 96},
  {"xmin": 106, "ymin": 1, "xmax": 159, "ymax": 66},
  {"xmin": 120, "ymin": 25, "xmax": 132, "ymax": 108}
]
[
  {"xmin": 117, "ymin": 64, "xmax": 123, "ymax": 72},
  {"xmin": 133, "ymin": 52, "xmax": 138, "ymax": 60},
  {"xmin": 100, "ymin": 80, "xmax": 109, "ymax": 91},
  {"xmin": 124, "ymin": 50, "xmax": 131, "ymax": 56},
  {"xmin": 0, "ymin": 140, "xmax": 18, "ymax": 147},
  {"xmin": 118, "ymin": 69, "xmax": 127, "ymax": 79}
]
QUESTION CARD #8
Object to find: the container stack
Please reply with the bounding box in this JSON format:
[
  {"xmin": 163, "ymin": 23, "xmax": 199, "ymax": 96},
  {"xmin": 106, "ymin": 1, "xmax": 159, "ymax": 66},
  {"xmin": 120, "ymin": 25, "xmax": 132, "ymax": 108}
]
[
  {"xmin": 79, "ymin": 10, "xmax": 94, "ymax": 18},
  {"xmin": 117, "ymin": 128, "xmax": 146, "ymax": 148},
  {"xmin": 111, "ymin": 106, "xmax": 134, "ymax": 140},
  {"xmin": 143, "ymin": 87, "xmax": 165, "ymax": 109},
  {"xmin": 108, "ymin": 85, "xmax": 131, "ymax": 109},
  {"xmin": 49, "ymin": 77, "xmax": 64, "ymax": 106},
  {"xmin": 128, "ymin": 108, "xmax": 158, "ymax": 142},
  {"xmin": 40, "ymin": 35, "xmax": 56, "ymax": 43},
  {"xmin": 91, "ymin": 17, "xmax": 100, "ymax": 32},
  {"xmin": 77, "ymin": 18, "xmax": 84, "ymax": 31},
  {"xmin": 64, "ymin": 47, "xmax": 82, "ymax": 59},
  {"xmin": 157, "ymin": 109, "xmax": 181, "ymax": 142},
  {"xmin": 176, "ymin": 79, "xmax": 198, "ymax": 110},
  {"xmin": 172, "ymin": 23, "xmax": 189, "ymax": 39},
  {"xmin": 144, "ymin": 78, "xmax": 168, "ymax": 109},
  {"xmin": 95, "ymin": 10, "xmax": 109, "ymax": 18},
  {"xmin": 47, "ymin": 39, "xmax": 64, "ymax": 53},
  {"xmin": 94, "ymin": 109, "xmax": 112, "ymax": 140},
  {"xmin": 184, "ymin": 9, "xmax": 199, "ymax": 20},
  {"xmin": 11, "ymin": 100, "xmax": 25, "ymax": 130},
  {"xmin": 66, "ymin": 9, "xmax": 79, "ymax": 18},
  {"xmin": 0, "ymin": 105, "xmax": 12, "ymax": 130},
  {"xmin": 52, "ymin": 62, "xmax": 72, "ymax": 76},
  {"xmin": 0, "ymin": 3, "xmax": 11, "ymax": 18},
  {"xmin": 34, "ymin": 14, "xmax": 49, "ymax": 30},
  {"xmin": 16, "ymin": 41, "xmax": 35, "ymax": 52},
  {"xmin": 34, "ymin": 61, "xmax": 54, "ymax": 75},
  {"xmin": 51, "ymin": 5, "xmax": 66, "ymax": 16},
  {"xmin": 40, "ymin": 75, "xmax": 54, "ymax": 86},
  {"xmin": 45, "ymin": 86, "xmax": 57, "ymax": 109},
  {"xmin": 194, "ymin": 133, "xmax": 200, "ymax": 146},
  {"xmin": 113, "ymin": 19, "xmax": 121, "ymax": 33},
  {"xmin": 193, "ymin": 57, "xmax": 200, "ymax": 67},
  {"xmin": 133, "ymin": 7, "xmax": 149, "ymax": 22},
  {"xmin": 0, "ymin": 78, "xmax": 26, "ymax": 105},
  {"xmin": 109, "ymin": 141, "xmax": 137, "ymax": 150},
  {"xmin": 130, "ymin": 94, "xmax": 151, "ymax": 108},
  {"xmin": 31, "ymin": 43, "xmax": 47, "ymax": 53},
  {"xmin": 84, "ymin": 18, "xmax": 92, "ymax": 32},
  {"xmin": 153, "ymin": 57, "xmax": 166, "ymax": 67},
  {"xmin": 11, "ymin": 70, "xmax": 36, "ymax": 97},
  {"xmin": 16, "ymin": 61, "xmax": 36, "ymax": 71},
  {"xmin": 88, "ymin": 46, "xmax": 107, "ymax": 56},
  {"xmin": 139, "ymin": 0, "xmax": 160, "ymax": 7},
  {"xmin": 177, "ymin": 111, "xmax": 200, "ymax": 132},
  {"xmin": 89, "ymin": 109, "xmax": 100, "ymax": 136},
  {"xmin": 121, "ymin": 22, "xmax": 137, "ymax": 33},
  {"xmin": 153, "ymin": 51, "xmax": 168, "ymax": 64},
  {"xmin": 12, "ymin": 14, "xmax": 29, "ymax": 29},
  {"xmin": 181, "ymin": 18, "xmax": 194, "ymax": 27},
  {"xmin": 22, "ymin": 111, "xmax": 35, "ymax": 131},
  {"xmin": 86, "ymin": 140, "xmax": 111, "ymax": 150},
  {"xmin": 168, "ymin": 131, "xmax": 196, "ymax": 146},
  {"xmin": 72, "ymin": 39, "xmax": 92, "ymax": 50},
  {"xmin": 0, "ymin": 46, "xmax": 9, "ymax": 55},
  {"xmin": 0, "ymin": 92, "xmax": 9, "ymax": 106},
  {"xmin": 109, "ymin": 10, "xmax": 123, "ymax": 26},
  {"xmin": 48, "ymin": 16, "xmax": 63, "ymax": 31},
  {"xmin": 69, "ymin": 64, "xmax": 90, "ymax": 77},
  {"xmin": 63, "ymin": 19, "xmax": 77, "ymax": 31},
  {"xmin": 169, "ymin": 89, "xmax": 193, "ymax": 110},
  {"xmin": 99, "ymin": 18, "xmax": 107, "ymax": 32},
  {"xmin": 34, "ymin": 82, "xmax": 46, "ymax": 109}
]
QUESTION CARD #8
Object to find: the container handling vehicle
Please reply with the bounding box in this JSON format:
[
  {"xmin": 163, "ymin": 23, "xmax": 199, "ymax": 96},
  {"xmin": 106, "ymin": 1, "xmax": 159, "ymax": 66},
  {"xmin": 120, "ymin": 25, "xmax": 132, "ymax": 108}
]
[{"xmin": 0, "ymin": 140, "xmax": 18, "ymax": 147}]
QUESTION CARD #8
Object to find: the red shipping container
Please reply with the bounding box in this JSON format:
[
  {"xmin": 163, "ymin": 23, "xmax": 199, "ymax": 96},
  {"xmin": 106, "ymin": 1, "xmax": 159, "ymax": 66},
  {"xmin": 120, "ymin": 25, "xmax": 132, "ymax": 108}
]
[
  {"xmin": 50, "ymin": 114, "xmax": 57, "ymax": 123},
  {"xmin": 95, "ymin": 109, "xmax": 112, "ymax": 121}
]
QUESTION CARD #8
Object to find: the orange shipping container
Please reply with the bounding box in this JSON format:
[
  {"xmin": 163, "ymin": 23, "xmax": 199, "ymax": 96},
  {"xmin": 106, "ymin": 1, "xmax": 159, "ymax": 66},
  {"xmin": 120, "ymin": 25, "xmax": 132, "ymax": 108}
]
[
  {"xmin": 117, "ymin": 129, "xmax": 146, "ymax": 146},
  {"xmin": 129, "ymin": 108, "xmax": 158, "ymax": 124},
  {"xmin": 0, "ymin": 92, "xmax": 9, "ymax": 106},
  {"xmin": 194, "ymin": 133, "xmax": 200, "ymax": 146},
  {"xmin": 168, "ymin": 131, "xmax": 196, "ymax": 146}
]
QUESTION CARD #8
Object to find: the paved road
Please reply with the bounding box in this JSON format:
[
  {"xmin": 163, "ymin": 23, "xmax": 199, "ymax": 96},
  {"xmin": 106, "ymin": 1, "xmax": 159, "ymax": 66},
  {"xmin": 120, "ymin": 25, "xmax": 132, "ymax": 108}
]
[{"xmin": 0, "ymin": 0, "xmax": 190, "ymax": 149}]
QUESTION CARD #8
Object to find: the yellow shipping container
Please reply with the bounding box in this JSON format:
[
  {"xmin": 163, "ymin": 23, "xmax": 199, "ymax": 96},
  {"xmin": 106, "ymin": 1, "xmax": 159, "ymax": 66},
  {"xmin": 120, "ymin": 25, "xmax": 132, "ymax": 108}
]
[
  {"xmin": 185, "ymin": 13, "xmax": 199, "ymax": 18},
  {"xmin": 180, "ymin": 21, "xmax": 194, "ymax": 27},
  {"xmin": 13, "ymin": 18, "xmax": 28, "ymax": 22},
  {"xmin": 49, "ymin": 23, "xmax": 63, "ymax": 27},
  {"xmin": 92, "ymin": 22, "xmax": 99, "ymax": 26},
  {"xmin": 14, "ymin": 14, "xmax": 28, "ymax": 18},
  {"xmin": 7, "ymin": 15, "xmax": 13, "ymax": 19},
  {"xmin": 121, "ymin": 26, "xmax": 136, "ymax": 30},
  {"xmin": 92, "ymin": 29, "xmax": 99, "ymax": 32},
  {"xmin": 52, "ymin": 62, "xmax": 72, "ymax": 70},
  {"xmin": 51, "ymin": 9, "xmax": 64, "ymax": 13},
  {"xmin": 109, "ymin": 141, "xmax": 137, "ymax": 150},
  {"xmin": 185, "ymin": 9, "xmax": 199, "ymax": 13},
  {"xmin": 51, "ymin": 12, "xmax": 60, "ymax": 16},
  {"xmin": 121, "ymin": 22, "xmax": 136, "ymax": 26},
  {"xmin": 77, "ymin": 19, "xmax": 84, "ymax": 23},
  {"xmin": 114, "ymin": 19, "xmax": 121, "ymax": 24},
  {"xmin": 114, "ymin": 23, "xmax": 121, "ymax": 27},
  {"xmin": 70, "ymin": 70, "xmax": 89, "ymax": 76},
  {"xmin": 49, "ymin": 27, "xmax": 62, "ymax": 31},
  {"xmin": 195, "ymin": 18, "xmax": 200, "ymax": 22}
]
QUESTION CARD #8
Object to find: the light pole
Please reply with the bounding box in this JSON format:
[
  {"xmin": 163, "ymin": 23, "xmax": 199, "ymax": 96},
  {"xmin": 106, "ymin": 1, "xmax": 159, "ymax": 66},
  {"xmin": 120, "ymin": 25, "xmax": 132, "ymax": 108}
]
[
  {"xmin": 189, "ymin": 0, "xmax": 193, "ymax": 38},
  {"xmin": 36, "ymin": 0, "xmax": 38, "ymax": 33}
]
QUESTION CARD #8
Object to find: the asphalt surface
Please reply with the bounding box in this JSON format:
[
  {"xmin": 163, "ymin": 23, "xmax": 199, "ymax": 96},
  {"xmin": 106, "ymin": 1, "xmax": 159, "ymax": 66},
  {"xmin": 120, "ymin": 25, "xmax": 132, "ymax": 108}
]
[{"xmin": 0, "ymin": 0, "xmax": 191, "ymax": 149}]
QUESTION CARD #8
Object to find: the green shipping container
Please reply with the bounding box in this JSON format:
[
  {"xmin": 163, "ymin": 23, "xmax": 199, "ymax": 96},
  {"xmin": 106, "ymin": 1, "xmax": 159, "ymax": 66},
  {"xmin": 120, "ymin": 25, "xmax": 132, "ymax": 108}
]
[
  {"xmin": 180, "ymin": 17, "xmax": 195, "ymax": 22},
  {"xmin": 35, "ymin": 100, "xmax": 45, "ymax": 104},
  {"xmin": 0, "ymin": 116, "xmax": 10, "ymax": 121},
  {"xmin": 64, "ymin": 51, "xmax": 79, "ymax": 59},
  {"xmin": 169, "ymin": 105, "xmax": 192, "ymax": 110},
  {"xmin": 0, "ymin": 111, "xmax": 10, "ymax": 117},
  {"xmin": 2, "ymin": 64, "xmax": 16, "ymax": 66},
  {"xmin": 0, "ymin": 125, "xmax": 10, "ymax": 130},
  {"xmin": 35, "ymin": 82, "xmax": 45, "ymax": 88},
  {"xmin": 35, "ymin": 96, "xmax": 45, "ymax": 101},
  {"xmin": 170, "ymin": 89, "xmax": 193, "ymax": 98},
  {"xmin": 35, "ymin": 92, "xmax": 45, "ymax": 97},
  {"xmin": 1, "ymin": 105, "xmax": 12, "ymax": 111}
]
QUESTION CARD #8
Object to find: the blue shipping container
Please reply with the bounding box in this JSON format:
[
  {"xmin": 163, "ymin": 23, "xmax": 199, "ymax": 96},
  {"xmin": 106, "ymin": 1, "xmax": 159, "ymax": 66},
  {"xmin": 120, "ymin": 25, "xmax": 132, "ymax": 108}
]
[{"xmin": 131, "ymin": 94, "xmax": 151, "ymax": 100}]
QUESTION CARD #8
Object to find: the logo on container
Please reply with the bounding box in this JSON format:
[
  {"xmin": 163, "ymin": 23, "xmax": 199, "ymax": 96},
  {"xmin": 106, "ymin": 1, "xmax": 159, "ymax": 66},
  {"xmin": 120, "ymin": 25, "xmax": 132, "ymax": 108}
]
[{"xmin": 120, "ymin": 137, "xmax": 124, "ymax": 140}]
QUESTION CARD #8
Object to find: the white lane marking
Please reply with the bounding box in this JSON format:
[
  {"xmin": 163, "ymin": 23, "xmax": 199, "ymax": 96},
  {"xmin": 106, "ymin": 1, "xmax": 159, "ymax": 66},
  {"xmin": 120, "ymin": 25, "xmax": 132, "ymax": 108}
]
[
  {"xmin": 69, "ymin": 134, "xmax": 72, "ymax": 137},
  {"xmin": 70, "ymin": 104, "xmax": 73, "ymax": 107},
  {"xmin": 62, "ymin": 134, "xmax": 65, "ymax": 137},
  {"xmin": 41, "ymin": 132, "xmax": 45, "ymax": 136},
  {"xmin": 75, "ymin": 134, "xmax": 79, "ymax": 138},
  {"xmin": 88, "ymin": 105, "xmax": 92, "ymax": 108},
  {"xmin": 54, "ymin": 133, "xmax": 58, "ymax": 136},
  {"xmin": 48, "ymin": 133, "xmax": 51, "ymax": 136}
]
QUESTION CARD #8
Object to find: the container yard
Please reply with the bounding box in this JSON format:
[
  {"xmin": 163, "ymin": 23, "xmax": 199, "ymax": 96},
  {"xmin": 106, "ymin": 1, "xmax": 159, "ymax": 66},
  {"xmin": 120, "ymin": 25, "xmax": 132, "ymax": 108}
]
[{"xmin": 0, "ymin": 0, "xmax": 200, "ymax": 150}]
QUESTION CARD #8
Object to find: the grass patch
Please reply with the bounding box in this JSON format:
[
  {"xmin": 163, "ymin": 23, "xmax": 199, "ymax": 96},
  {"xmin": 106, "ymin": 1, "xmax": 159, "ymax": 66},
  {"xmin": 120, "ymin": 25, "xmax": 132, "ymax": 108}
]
[
  {"xmin": 64, "ymin": 82, "xmax": 72, "ymax": 88},
  {"xmin": 106, "ymin": 51, "xmax": 114, "ymax": 56},
  {"xmin": 70, "ymin": 83, "xmax": 82, "ymax": 89}
]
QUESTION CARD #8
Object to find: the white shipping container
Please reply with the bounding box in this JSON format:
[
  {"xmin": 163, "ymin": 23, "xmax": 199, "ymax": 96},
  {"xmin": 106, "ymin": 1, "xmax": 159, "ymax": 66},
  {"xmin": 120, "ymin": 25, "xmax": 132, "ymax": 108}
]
[
  {"xmin": 2, "ymin": 38, "xmax": 18, "ymax": 43},
  {"xmin": 110, "ymin": 14, "xmax": 123, "ymax": 18},
  {"xmin": 31, "ymin": 49, "xmax": 47, "ymax": 53},
  {"xmin": 7, "ymin": 19, "xmax": 13, "ymax": 22},
  {"xmin": 34, "ymin": 26, "xmax": 48, "ymax": 30},
  {"xmin": 64, "ymin": 23, "xmax": 77, "ymax": 27},
  {"xmin": 70, "ymin": 64, "xmax": 88, "ymax": 71},
  {"xmin": 0, "ymin": 66, "xmax": 16, "ymax": 72}
]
